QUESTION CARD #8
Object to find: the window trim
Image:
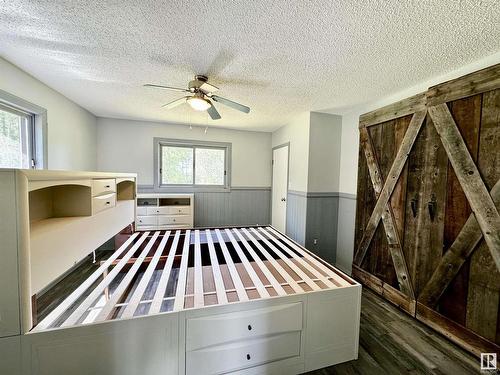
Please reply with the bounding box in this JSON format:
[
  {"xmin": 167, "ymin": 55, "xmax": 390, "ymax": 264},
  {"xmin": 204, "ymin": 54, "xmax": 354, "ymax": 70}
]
[
  {"xmin": 153, "ymin": 137, "xmax": 232, "ymax": 192},
  {"xmin": 0, "ymin": 89, "xmax": 47, "ymax": 169}
]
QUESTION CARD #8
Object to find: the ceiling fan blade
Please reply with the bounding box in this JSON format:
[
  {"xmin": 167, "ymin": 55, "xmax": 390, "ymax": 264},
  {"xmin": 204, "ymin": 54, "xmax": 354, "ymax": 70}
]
[
  {"xmin": 207, "ymin": 102, "xmax": 222, "ymax": 120},
  {"xmin": 144, "ymin": 84, "xmax": 189, "ymax": 93},
  {"xmin": 162, "ymin": 96, "xmax": 189, "ymax": 109},
  {"xmin": 211, "ymin": 95, "xmax": 250, "ymax": 113}
]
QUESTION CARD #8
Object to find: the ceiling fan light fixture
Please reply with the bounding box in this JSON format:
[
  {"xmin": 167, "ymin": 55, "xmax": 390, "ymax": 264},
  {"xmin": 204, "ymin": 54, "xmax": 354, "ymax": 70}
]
[{"xmin": 187, "ymin": 96, "xmax": 211, "ymax": 111}]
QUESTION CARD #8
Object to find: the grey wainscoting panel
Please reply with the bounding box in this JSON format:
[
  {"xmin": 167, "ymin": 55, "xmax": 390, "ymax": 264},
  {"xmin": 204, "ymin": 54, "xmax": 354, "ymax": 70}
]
[
  {"xmin": 194, "ymin": 188, "xmax": 271, "ymax": 227},
  {"xmin": 335, "ymin": 194, "xmax": 357, "ymax": 275},
  {"xmin": 138, "ymin": 186, "xmax": 271, "ymax": 228},
  {"xmin": 286, "ymin": 191, "xmax": 308, "ymax": 245},
  {"xmin": 305, "ymin": 194, "xmax": 339, "ymax": 265}
]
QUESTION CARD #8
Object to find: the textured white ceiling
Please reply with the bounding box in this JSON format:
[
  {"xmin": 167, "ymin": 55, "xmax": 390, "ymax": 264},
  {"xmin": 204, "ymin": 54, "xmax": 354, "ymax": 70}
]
[{"xmin": 1, "ymin": 1, "xmax": 500, "ymax": 131}]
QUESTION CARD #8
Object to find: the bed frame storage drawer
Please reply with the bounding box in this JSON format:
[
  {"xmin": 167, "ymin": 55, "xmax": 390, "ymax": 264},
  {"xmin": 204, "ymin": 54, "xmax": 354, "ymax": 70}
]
[
  {"xmin": 186, "ymin": 331, "xmax": 301, "ymax": 375},
  {"xmin": 92, "ymin": 179, "xmax": 116, "ymax": 196},
  {"xmin": 186, "ymin": 302, "xmax": 303, "ymax": 351},
  {"xmin": 92, "ymin": 193, "xmax": 116, "ymax": 215}
]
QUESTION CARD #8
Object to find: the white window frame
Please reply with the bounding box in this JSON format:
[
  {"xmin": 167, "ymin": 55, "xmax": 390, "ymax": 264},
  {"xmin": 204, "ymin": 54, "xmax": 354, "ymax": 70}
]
[
  {"xmin": 154, "ymin": 138, "xmax": 231, "ymax": 192},
  {"xmin": 0, "ymin": 89, "xmax": 47, "ymax": 169}
]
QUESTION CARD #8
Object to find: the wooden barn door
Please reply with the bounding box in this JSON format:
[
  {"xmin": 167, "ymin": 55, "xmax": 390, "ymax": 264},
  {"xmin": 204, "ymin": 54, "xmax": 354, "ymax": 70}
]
[
  {"xmin": 353, "ymin": 93, "xmax": 427, "ymax": 315},
  {"xmin": 353, "ymin": 63, "xmax": 500, "ymax": 357}
]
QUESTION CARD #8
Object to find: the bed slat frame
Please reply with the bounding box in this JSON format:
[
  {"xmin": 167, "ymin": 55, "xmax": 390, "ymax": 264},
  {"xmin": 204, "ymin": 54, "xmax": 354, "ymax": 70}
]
[{"xmin": 35, "ymin": 226, "xmax": 355, "ymax": 331}]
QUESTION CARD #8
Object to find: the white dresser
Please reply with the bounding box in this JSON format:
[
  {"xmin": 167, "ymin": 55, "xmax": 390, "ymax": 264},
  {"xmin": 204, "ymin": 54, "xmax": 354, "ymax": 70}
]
[{"xmin": 136, "ymin": 193, "xmax": 194, "ymax": 230}]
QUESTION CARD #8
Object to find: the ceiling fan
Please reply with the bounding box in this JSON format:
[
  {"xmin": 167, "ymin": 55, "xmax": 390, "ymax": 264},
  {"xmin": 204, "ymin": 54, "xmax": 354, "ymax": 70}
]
[{"xmin": 144, "ymin": 75, "xmax": 250, "ymax": 120}]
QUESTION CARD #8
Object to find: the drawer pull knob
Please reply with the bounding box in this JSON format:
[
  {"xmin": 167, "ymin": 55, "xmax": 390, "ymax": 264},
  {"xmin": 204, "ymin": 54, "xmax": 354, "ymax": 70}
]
[
  {"xmin": 105, "ymin": 185, "xmax": 110, "ymax": 188},
  {"xmin": 106, "ymin": 201, "xmax": 110, "ymax": 205},
  {"xmin": 246, "ymin": 354, "xmax": 251, "ymax": 360},
  {"xmin": 247, "ymin": 324, "xmax": 252, "ymax": 331}
]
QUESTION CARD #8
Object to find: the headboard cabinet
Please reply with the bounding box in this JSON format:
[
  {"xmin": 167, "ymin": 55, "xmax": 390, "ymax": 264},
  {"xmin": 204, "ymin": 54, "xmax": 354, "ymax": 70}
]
[{"xmin": 0, "ymin": 169, "xmax": 136, "ymax": 337}]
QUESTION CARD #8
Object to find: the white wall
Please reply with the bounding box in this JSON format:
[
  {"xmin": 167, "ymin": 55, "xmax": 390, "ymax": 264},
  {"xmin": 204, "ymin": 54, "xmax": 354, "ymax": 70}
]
[
  {"xmin": 307, "ymin": 112, "xmax": 342, "ymax": 193},
  {"xmin": 0, "ymin": 58, "xmax": 97, "ymax": 171},
  {"xmin": 96, "ymin": 117, "xmax": 272, "ymax": 187},
  {"xmin": 335, "ymin": 51, "xmax": 500, "ymax": 274},
  {"xmin": 271, "ymin": 112, "xmax": 310, "ymax": 192}
]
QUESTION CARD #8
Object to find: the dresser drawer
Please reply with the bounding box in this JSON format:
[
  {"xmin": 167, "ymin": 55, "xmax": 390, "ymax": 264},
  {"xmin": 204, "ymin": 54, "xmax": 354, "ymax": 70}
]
[
  {"xmin": 186, "ymin": 302, "xmax": 302, "ymax": 351},
  {"xmin": 186, "ymin": 331, "xmax": 301, "ymax": 375},
  {"xmin": 92, "ymin": 179, "xmax": 116, "ymax": 196},
  {"xmin": 146, "ymin": 206, "xmax": 163, "ymax": 215},
  {"xmin": 92, "ymin": 193, "xmax": 116, "ymax": 215},
  {"xmin": 158, "ymin": 215, "xmax": 191, "ymax": 226},
  {"xmin": 166, "ymin": 206, "xmax": 190, "ymax": 215},
  {"xmin": 136, "ymin": 206, "xmax": 147, "ymax": 216},
  {"xmin": 136, "ymin": 215, "xmax": 157, "ymax": 226}
]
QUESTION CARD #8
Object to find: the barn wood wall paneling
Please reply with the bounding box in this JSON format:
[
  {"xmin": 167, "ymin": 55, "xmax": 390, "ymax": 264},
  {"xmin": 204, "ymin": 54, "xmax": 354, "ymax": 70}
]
[{"xmin": 353, "ymin": 63, "xmax": 500, "ymax": 358}]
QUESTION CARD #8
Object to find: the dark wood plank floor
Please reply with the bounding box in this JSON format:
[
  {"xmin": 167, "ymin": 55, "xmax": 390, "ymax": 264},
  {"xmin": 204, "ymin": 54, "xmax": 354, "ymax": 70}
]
[{"xmin": 305, "ymin": 288, "xmax": 481, "ymax": 375}]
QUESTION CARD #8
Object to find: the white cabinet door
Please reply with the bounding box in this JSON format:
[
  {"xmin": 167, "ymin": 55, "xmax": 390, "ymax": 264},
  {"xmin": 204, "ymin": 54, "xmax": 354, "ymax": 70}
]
[{"xmin": 272, "ymin": 145, "xmax": 289, "ymax": 233}]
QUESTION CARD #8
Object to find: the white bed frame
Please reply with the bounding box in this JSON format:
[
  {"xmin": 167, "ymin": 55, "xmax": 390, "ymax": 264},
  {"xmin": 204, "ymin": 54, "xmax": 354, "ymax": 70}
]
[{"xmin": 0, "ymin": 169, "xmax": 361, "ymax": 375}]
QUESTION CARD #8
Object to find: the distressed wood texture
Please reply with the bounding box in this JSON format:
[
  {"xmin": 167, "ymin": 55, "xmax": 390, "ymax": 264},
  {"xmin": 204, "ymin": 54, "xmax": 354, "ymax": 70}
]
[
  {"xmin": 354, "ymin": 110, "xmax": 426, "ymax": 266},
  {"xmin": 439, "ymin": 95, "xmax": 481, "ymax": 325},
  {"xmin": 359, "ymin": 126, "xmax": 414, "ymax": 298},
  {"xmin": 428, "ymin": 103, "xmax": 500, "ymax": 272},
  {"xmin": 466, "ymin": 89, "xmax": 500, "ymax": 341},
  {"xmin": 359, "ymin": 92, "xmax": 426, "ymax": 128},
  {"xmin": 354, "ymin": 65, "xmax": 500, "ymax": 358},
  {"xmin": 427, "ymin": 63, "xmax": 500, "ymax": 105}
]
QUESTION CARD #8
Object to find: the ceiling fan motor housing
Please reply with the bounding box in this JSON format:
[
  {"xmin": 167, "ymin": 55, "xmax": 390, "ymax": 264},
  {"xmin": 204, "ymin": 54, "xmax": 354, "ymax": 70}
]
[{"xmin": 189, "ymin": 75, "xmax": 210, "ymax": 92}]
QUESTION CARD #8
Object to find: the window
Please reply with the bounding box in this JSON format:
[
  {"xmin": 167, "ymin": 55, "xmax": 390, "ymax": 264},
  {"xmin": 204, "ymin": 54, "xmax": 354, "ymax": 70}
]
[
  {"xmin": 155, "ymin": 138, "xmax": 231, "ymax": 191},
  {"xmin": 0, "ymin": 103, "xmax": 35, "ymax": 169},
  {"xmin": 0, "ymin": 89, "xmax": 47, "ymax": 169}
]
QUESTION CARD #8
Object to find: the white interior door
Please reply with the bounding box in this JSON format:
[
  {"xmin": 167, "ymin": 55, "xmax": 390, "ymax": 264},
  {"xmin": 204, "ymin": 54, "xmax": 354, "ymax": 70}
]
[{"xmin": 272, "ymin": 145, "xmax": 289, "ymax": 232}]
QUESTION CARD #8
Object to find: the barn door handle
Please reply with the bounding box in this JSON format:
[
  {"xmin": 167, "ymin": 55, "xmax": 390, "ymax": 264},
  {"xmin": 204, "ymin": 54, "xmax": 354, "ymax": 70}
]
[
  {"xmin": 428, "ymin": 195, "xmax": 437, "ymax": 222},
  {"xmin": 410, "ymin": 197, "xmax": 418, "ymax": 218}
]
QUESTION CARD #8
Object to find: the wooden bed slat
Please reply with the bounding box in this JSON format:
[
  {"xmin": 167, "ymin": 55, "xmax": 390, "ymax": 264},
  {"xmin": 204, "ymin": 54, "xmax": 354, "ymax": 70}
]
[
  {"xmin": 149, "ymin": 230, "xmax": 181, "ymax": 314},
  {"xmin": 40, "ymin": 226, "xmax": 355, "ymax": 329},
  {"xmin": 232, "ymin": 229, "xmax": 287, "ymax": 296},
  {"xmin": 214, "ymin": 229, "xmax": 249, "ymax": 302},
  {"xmin": 95, "ymin": 231, "xmax": 161, "ymax": 322},
  {"xmin": 249, "ymin": 228, "xmax": 320, "ymax": 291},
  {"xmin": 224, "ymin": 229, "xmax": 270, "ymax": 298},
  {"xmin": 121, "ymin": 231, "xmax": 171, "ymax": 319},
  {"xmin": 241, "ymin": 228, "xmax": 303, "ymax": 293},
  {"xmin": 266, "ymin": 227, "xmax": 351, "ymax": 287},
  {"xmin": 259, "ymin": 227, "xmax": 337, "ymax": 288},
  {"xmin": 61, "ymin": 232, "xmax": 151, "ymax": 327},
  {"xmin": 205, "ymin": 229, "xmax": 228, "ymax": 304},
  {"xmin": 35, "ymin": 232, "xmax": 140, "ymax": 331},
  {"xmin": 173, "ymin": 230, "xmax": 191, "ymax": 311},
  {"xmin": 193, "ymin": 230, "xmax": 204, "ymax": 308}
]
